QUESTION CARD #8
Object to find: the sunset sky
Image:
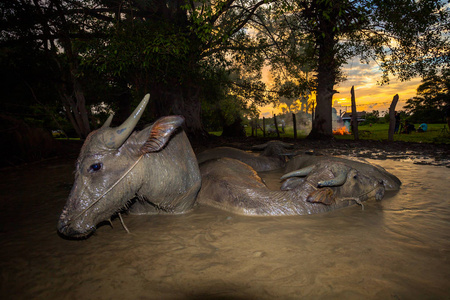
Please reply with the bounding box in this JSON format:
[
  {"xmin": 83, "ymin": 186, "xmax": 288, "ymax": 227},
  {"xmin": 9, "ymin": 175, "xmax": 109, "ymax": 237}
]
[{"xmin": 259, "ymin": 58, "xmax": 422, "ymax": 118}]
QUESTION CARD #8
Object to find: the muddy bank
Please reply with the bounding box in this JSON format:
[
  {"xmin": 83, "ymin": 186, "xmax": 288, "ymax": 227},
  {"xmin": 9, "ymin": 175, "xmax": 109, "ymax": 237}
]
[{"xmin": 193, "ymin": 137, "xmax": 450, "ymax": 167}]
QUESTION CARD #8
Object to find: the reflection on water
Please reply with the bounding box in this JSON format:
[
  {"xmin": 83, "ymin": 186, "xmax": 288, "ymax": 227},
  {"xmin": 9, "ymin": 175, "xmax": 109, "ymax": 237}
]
[{"xmin": 0, "ymin": 157, "xmax": 449, "ymax": 299}]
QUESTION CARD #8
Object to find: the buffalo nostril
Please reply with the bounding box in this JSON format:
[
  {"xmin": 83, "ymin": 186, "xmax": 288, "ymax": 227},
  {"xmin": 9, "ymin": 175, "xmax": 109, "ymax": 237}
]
[{"xmin": 57, "ymin": 223, "xmax": 95, "ymax": 239}]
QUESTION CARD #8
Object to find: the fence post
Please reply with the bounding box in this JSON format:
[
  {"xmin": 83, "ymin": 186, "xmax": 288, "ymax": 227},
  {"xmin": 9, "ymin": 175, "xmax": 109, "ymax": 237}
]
[
  {"xmin": 351, "ymin": 86, "xmax": 359, "ymax": 140},
  {"xmin": 274, "ymin": 114, "xmax": 280, "ymax": 138},
  {"xmin": 388, "ymin": 94, "xmax": 399, "ymax": 142},
  {"xmin": 262, "ymin": 117, "xmax": 266, "ymax": 137},
  {"xmin": 292, "ymin": 113, "xmax": 297, "ymax": 139}
]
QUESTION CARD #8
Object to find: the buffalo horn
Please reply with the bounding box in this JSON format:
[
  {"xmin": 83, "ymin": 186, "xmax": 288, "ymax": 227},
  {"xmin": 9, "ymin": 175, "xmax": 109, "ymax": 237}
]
[
  {"xmin": 317, "ymin": 168, "xmax": 348, "ymax": 187},
  {"xmin": 103, "ymin": 94, "xmax": 150, "ymax": 149},
  {"xmin": 280, "ymin": 165, "xmax": 315, "ymax": 180},
  {"xmin": 251, "ymin": 143, "xmax": 268, "ymax": 150},
  {"xmin": 101, "ymin": 113, "xmax": 114, "ymax": 128}
]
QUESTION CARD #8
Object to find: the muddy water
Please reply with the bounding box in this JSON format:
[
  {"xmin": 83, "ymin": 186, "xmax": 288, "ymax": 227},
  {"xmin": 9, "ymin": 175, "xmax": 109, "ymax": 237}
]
[{"xmin": 0, "ymin": 157, "xmax": 449, "ymax": 299}]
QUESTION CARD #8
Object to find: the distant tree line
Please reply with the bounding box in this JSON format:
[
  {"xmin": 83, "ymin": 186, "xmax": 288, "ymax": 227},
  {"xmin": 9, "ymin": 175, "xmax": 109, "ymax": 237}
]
[{"xmin": 404, "ymin": 68, "xmax": 450, "ymax": 124}]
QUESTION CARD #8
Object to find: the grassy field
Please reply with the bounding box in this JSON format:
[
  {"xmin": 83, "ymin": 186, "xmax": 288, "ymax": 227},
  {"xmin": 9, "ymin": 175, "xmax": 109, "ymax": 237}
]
[
  {"xmin": 332, "ymin": 123, "xmax": 449, "ymax": 143},
  {"xmin": 211, "ymin": 123, "xmax": 450, "ymax": 144},
  {"xmin": 55, "ymin": 123, "xmax": 450, "ymax": 144}
]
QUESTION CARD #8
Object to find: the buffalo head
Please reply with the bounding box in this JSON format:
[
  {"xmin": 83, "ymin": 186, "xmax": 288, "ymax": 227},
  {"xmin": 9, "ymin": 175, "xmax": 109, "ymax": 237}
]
[{"xmin": 57, "ymin": 94, "xmax": 201, "ymax": 238}]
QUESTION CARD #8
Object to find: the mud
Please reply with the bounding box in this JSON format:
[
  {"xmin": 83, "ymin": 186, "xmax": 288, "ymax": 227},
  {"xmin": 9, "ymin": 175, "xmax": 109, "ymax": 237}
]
[
  {"xmin": 0, "ymin": 141, "xmax": 449, "ymax": 299},
  {"xmin": 195, "ymin": 137, "xmax": 450, "ymax": 168}
]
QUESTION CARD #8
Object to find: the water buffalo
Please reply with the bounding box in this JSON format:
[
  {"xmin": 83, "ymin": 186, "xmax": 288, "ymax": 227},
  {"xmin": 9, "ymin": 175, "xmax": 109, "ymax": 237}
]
[
  {"xmin": 57, "ymin": 95, "xmax": 201, "ymax": 238},
  {"xmin": 197, "ymin": 157, "xmax": 387, "ymax": 215},
  {"xmin": 197, "ymin": 140, "xmax": 294, "ymax": 172},
  {"xmin": 284, "ymin": 155, "xmax": 402, "ymax": 191},
  {"xmin": 57, "ymin": 96, "xmax": 400, "ymax": 238}
]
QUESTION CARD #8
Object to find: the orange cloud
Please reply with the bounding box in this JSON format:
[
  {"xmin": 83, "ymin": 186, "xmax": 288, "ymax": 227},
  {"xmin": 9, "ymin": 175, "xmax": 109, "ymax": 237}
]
[
  {"xmin": 258, "ymin": 60, "xmax": 421, "ymax": 117},
  {"xmin": 335, "ymin": 60, "xmax": 421, "ymax": 113}
]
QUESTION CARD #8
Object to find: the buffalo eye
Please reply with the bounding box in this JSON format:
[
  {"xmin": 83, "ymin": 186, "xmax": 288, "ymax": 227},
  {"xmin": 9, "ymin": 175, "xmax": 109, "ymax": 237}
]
[
  {"xmin": 89, "ymin": 163, "xmax": 103, "ymax": 173},
  {"xmin": 353, "ymin": 174, "xmax": 358, "ymax": 179}
]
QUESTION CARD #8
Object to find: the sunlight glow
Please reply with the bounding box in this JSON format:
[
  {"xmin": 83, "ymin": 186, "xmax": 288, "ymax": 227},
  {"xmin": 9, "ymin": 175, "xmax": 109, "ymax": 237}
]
[{"xmin": 258, "ymin": 59, "xmax": 422, "ymax": 117}]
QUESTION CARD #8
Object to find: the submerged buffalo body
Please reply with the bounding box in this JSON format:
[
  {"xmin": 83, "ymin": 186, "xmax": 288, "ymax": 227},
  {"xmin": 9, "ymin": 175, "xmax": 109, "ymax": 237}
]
[
  {"xmin": 197, "ymin": 141, "xmax": 294, "ymax": 172},
  {"xmin": 284, "ymin": 155, "xmax": 401, "ymax": 191},
  {"xmin": 197, "ymin": 157, "xmax": 389, "ymax": 215},
  {"xmin": 57, "ymin": 95, "xmax": 401, "ymax": 238}
]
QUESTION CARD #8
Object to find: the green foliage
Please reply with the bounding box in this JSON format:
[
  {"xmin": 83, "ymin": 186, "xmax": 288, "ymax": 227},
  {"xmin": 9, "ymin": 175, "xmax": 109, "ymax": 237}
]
[
  {"xmin": 234, "ymin": 123, "xmax": 449, "ymax": 144},
  {"xmin": 1, "ymin": 0, "xmax": 276, "ymax": 137},
  {"xmin": 262, "ymin": 0, "xmax": 449, "ymax": 137},
  {"xmin": 2, "ymin": 0, "xmax": 448, "ymax": 138},
  {"xmin": 83, "ymin": 17, "xmax": 193, "ymax": 85},
  {"xmin": 0, "ymin": 35, "xmax": 70, "ymax": 132},
  {"xmin": 219, "ymin": 121, "xmax": 447, "ymax": 144},
  {"xmin": 201, "ymin": 68, "xmax": 268, "ymax": 131},
  {"xmin": 78, "ymin": 0, "xmax": 272, "ymax": 135},
  {"xmin": 404, "ymin": 69, "xmax": 450, "ymax": 123},
  {"xmin": 271, "ymin": 0, "xmax": 449, "ymax": 84},
  {"xmin": 361, "ymin": 110, "xmax": 381, "ymax": 125},
  {"xmin": 339, "ymin": 123, "xmax": 450, "ymax": 144}
]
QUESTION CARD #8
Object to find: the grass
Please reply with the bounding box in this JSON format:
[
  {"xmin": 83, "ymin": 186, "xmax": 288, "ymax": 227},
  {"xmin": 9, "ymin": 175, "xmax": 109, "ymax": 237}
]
[
  {"xmin": 55, "ymin": 137, "xmax": 82, "ymax": 141},
  {"xmin": 54, "ymin": 124, "xmax": 450, "ymax": 144},
  {"xmin": 334, "ymin": 123, "xmax": 449, "ymax": 143},
  {"xmin": 210, "ymin": 123, "xmax": 450, "ymax": 144}
]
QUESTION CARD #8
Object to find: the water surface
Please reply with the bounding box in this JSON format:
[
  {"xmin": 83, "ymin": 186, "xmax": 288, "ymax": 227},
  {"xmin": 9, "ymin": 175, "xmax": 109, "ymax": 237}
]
[{"xmin": 0, "ymin": 157, "xmax": 449, "ymax": 299}]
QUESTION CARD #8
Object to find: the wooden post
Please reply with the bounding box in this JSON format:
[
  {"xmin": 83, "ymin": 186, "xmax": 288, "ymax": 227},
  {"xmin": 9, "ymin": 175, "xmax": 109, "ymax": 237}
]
[
  {"xmin": 274, "ymin": 114, "xmax": 280, "ymax": 138},
  {"xmin": 351, "ymin": 86, "xmax": 359, "ymax": 140},
  {"xmin": 255, "ymin": 118, "xmax": 258, "ymax": 137},
  {"xmin": 388, "ymin": 94, "xmax": 399, "ymax": 142},
  {"xmin": 292, "ymin": 113, "xmax": 297, "ymax": 139},
  {"xmin": 262, "ymin": 117, "xmax": 266, "ymax": 137}
]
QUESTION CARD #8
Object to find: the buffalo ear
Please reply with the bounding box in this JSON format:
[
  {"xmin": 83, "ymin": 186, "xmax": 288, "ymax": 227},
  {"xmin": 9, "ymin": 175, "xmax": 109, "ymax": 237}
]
[{"xmin": 140, "ymin": 116, "xmax": 184, "ymax": 153}]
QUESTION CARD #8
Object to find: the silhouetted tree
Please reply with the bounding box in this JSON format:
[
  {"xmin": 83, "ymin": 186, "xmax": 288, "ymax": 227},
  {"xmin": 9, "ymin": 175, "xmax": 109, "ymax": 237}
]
[{"xmin": 404, "ymin": 68, "xmax": 450, "ymax": 123}]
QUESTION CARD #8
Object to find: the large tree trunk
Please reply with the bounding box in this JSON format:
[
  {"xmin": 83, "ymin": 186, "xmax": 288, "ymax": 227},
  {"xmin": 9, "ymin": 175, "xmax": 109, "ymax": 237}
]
[
  {"xmin": 53, "ymin": 0, "xmax": 91, "ymax": 139},
  {"xmin": 307, "ymin": 1, "xmax": 338, "ymax": 140},
  {"xmin": 59, "ymin": 80, "xmax": 91, "ymax": 139},
  {"xmin": 308, "ymin": 61, "xmax": 335, "ymax": 139},
  {"xmin": 149, "ymin": 81, "xmax": 208, "ymax": 140},
  {"xmin": 72, "ymin": 78, "xmax": 91, "ymax": 137},
  {"xmin": 56, "ymin": 67, "xmax": 91, "ymax": 139}
]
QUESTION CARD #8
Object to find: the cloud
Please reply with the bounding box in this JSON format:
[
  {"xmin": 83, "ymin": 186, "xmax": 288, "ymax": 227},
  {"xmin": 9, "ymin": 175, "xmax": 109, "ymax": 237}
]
[
  {"xmin": 258, "ymin": 59, "xmax": 422, "ymax": 116},
  {"xmin": 328, "ymin": 59, "xmax": 421, "ymax": 112}
]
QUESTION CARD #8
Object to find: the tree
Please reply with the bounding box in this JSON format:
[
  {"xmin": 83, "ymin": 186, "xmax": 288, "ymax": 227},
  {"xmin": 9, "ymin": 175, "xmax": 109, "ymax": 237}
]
[
  {"xmin": 80, "ymin": 0, "xmax": 272, "ymax": 138},
  {"xmin": 264, "ymin": 0, "xmax": 449, "ymax": 138},
  {"xmin": 5, "ymin": 0, "xmax": 447, "ymax": 140},
  {"xmin": 0, "ymin": 0, "xmax": 109, "ymax": 138},
  {"xmin": 200, "ymin": 68, "xmax": 267, "ymax": 134},
  {"xmin": 362, "ymin": 110, "xmax": 381, "ymax": 125},
  {"xmin": 2, "ymin": 1, "xmax": 273, "ymax": 139},
  {"xmin": 404, "ymin": 68, "xmax": 450, "ymax": 123}
]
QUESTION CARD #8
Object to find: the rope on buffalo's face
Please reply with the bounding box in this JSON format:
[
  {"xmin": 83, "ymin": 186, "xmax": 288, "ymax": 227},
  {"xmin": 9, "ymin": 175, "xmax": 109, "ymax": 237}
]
[
  {"xmin": 313, "ymin": 183, "xmax": 385, "ymax": 210},
  {"xmin": 336, "ymin": 184, "xmax": 385, "ymax": 210},
  {"xmin": 67, "ymin": 154, "xmax": 145, "ymax": 233}
]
